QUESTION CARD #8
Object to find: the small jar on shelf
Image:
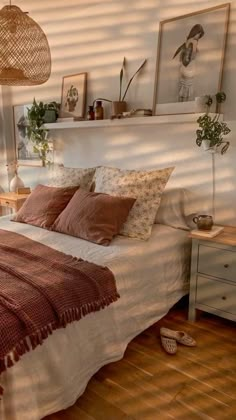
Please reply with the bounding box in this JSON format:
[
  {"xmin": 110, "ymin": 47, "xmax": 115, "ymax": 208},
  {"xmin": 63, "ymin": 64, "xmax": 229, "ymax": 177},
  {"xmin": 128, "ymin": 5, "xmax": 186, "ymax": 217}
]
[
  {"xmin": 87, "ymin": 105, "xmax": 94, "ymax": 120},
  {"xmin": 94, "ymin": 101, "xmax": 104, "ymax": 120}
]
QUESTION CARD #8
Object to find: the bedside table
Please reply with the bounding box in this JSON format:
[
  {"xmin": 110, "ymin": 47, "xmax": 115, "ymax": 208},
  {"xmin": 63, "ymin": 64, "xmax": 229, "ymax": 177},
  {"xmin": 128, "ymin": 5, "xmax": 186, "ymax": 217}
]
[
  {"xmin": 188, "ymin": 226, "xmax": 236, "ymax": 322},
  {"xmin": 0, "ymin": 192, "xmax": 30, "ymax": 213}
]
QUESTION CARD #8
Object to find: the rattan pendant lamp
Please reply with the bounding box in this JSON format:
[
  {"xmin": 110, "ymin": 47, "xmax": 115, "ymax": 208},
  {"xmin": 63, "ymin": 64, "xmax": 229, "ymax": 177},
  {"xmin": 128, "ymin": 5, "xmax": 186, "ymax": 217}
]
[{"xmin": 0, "ymin": 1, "xmax": 51, "ymax": 85}]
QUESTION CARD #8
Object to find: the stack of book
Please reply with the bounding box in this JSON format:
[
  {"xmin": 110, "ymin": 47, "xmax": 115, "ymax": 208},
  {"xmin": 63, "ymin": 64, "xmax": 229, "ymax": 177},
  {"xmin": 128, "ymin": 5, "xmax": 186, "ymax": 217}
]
[{"xmin": 190, "ymin": 225, "xmax": 224, "ymax": 238}]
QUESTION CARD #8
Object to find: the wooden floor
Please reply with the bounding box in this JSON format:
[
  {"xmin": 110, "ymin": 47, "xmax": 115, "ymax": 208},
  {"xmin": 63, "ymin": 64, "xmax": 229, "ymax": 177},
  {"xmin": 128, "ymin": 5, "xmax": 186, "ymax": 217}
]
[{"xmin": 45, "ymin": 299, "xmax": 236, "ymax": 420}]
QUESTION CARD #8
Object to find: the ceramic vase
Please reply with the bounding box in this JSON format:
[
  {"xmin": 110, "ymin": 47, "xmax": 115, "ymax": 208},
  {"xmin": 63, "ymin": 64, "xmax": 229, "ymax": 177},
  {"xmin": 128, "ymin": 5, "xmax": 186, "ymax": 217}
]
[{"xmin": 10, "ymin": 174, "xmax": 25, "ymax": 192}]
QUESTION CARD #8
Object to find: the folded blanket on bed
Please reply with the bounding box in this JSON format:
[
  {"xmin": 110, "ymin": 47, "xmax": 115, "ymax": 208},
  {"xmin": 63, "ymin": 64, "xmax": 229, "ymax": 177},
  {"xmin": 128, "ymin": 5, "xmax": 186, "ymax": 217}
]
[{"xmin": 0, "ymin": 229, "xmax": 119, "ymax": 394}]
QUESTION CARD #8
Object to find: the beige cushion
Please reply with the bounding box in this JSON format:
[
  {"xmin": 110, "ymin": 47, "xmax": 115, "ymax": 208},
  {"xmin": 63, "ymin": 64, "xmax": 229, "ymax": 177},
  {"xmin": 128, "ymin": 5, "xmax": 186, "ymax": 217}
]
[
  {"xmin": 155, "ymin": 188, "xmax": 189, "ymax": 230},
  {"xmin": 12, "ymin": 184, "xmax": 78, "ymax": 229},
  {"xmin": 48, "ymin": 165, "xmax": 96, "ymax": 190},
  {"xmin": 94, "ymin": 166, "xmax": 174, "ymax": 240},
  {"xmin": 52, "ymin": 189, "xmax": 136, "ymax": 246}
]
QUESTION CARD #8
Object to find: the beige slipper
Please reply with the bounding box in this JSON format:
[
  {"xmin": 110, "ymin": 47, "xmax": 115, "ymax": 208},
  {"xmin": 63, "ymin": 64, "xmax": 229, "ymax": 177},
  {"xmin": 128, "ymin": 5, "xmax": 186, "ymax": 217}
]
[
  {"xmin": 160, "ymin": 335, "xmax": 177, "ymax": 355},
  {"xmin": 160, "ymin": 327, "xmax": 196, "ymax": 347}
]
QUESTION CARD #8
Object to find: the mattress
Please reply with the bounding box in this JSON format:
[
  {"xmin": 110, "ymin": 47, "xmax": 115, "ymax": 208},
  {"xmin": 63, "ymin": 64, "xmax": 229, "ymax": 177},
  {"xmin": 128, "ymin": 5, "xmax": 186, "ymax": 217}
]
[{"xmin": 0, "ymin": 215, "xmax": 191, "ymax": 420}]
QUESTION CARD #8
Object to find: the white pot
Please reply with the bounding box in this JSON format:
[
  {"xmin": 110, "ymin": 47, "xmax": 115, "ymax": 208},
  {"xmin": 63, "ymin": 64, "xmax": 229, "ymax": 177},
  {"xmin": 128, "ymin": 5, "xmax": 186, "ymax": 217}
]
[
  {"xmin": 195, "ymin": 96, "xmax": 217, "ymax": 113},
  {"xmin": 195, "ymin": 96, "xmax": 209, "ymax": 113},
  {"xmin": 202, "ymin": 139, "xmax": 217, "ymax": 153},
  {"xmin": 10, "ymin": 175, "xmax": 25, "ymax": 192}
]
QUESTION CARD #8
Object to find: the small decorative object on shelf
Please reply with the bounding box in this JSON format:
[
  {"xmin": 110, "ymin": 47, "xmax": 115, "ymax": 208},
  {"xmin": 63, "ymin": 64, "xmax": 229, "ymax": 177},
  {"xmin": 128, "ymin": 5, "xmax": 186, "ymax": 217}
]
[
  {"xmin": 196, "ymin": 91, "xmax": 231, "ymax": 154},
  {"xmin": 94, "ymin": 101, "xmax": 104, "ymax": 120},
  {"xmin": 111, "ymin": 108, "xmax": 152, "ymax": 120},
  {"xmin": 92, "ymin": 57, "xmax": 147, "ymax": 119},
  {"xmin": 87, "ymin": 105, "xmax": 94, "ymax": 121},
  {"xmin": 111, "ymin": 57, "xmax": 147, "ymax": 117}
]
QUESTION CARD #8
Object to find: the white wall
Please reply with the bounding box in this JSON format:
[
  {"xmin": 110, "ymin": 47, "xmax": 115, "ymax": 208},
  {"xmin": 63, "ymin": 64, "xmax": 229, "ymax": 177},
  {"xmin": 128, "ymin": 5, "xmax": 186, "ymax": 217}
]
[{"xmin": 0, "ymin": 0, "xmax": 235, "ymax": 224}]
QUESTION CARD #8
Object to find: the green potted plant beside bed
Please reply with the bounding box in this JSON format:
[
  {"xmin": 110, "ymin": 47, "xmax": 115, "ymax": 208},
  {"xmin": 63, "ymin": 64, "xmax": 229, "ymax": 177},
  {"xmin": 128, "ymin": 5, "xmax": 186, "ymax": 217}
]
[
  {"xmin": 27, "ymin": 99, "xmax": 60, "ymax": 166},
  {"xmin": 196, "ymin": 91, "xmax": 231, "ymax": 154}
]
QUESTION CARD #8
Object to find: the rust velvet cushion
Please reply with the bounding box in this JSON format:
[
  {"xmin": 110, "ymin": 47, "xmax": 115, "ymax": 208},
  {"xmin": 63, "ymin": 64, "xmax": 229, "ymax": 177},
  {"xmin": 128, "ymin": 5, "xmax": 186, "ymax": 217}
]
[
  {"xmin": 52, "ymin": 189, "xmax": 136, "ymax": 245},
  {"xmin": 12, "ymin": 184, "xmax": 79, "ymax": 229}
]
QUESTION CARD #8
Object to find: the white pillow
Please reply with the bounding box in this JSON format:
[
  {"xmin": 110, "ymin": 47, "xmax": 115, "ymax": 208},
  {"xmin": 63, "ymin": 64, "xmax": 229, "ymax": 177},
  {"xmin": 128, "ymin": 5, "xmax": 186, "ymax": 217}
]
[
  {"xmin": 47, "ymin": 164, "xmax": 96, "ymax": 190},
  {"xmin": 155, "ymin": 188, "xmax": 189, "ymax": 230},
  {"xmin": 94, "ymin": 166, "xmax": 174, "ymax": 240}
]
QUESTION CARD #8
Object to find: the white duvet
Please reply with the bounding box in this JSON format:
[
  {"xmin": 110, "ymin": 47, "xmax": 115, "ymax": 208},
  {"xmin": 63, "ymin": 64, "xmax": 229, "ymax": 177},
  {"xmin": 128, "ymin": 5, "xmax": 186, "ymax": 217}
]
[{"xmin": 0, "ymin": 216, "xmax": 191, "ymax": 420}]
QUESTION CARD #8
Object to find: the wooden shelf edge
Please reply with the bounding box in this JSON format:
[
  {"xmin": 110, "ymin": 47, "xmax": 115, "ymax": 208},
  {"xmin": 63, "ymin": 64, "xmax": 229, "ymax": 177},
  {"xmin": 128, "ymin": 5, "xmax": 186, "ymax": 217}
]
[{"xmin": 44, "ymin": 113, "xmax": 223, "ymax": 130}]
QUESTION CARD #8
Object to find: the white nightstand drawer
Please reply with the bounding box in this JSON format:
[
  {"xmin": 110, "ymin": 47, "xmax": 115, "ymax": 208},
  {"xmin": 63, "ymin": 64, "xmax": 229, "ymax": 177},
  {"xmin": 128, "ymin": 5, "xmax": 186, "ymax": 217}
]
[
  {"xmin": 198, "ymin": 244, "xmax": 236, "ymax": 283},
  {"xmin": 196, "ymin": 275, "xmax": 236, "ymax": 315}
]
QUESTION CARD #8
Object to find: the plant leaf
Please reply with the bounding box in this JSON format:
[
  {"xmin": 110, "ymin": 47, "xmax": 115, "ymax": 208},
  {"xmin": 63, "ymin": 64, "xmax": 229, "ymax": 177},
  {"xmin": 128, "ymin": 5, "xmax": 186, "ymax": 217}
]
[
  {"xmin": 122, "ymin": 59, "xmax": 147, "ymax": 101},
  {"xmin": 119, "ymin": 57, "xmax": 125, "ymax": 101}
]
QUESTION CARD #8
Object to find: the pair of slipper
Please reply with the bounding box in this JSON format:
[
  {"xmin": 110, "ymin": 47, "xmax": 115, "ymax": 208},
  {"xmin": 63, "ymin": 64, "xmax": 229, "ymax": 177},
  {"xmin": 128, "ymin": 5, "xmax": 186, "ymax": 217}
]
[{"xmin": 160, "ymin": 327, "xmax": 196, "ymax": 355}]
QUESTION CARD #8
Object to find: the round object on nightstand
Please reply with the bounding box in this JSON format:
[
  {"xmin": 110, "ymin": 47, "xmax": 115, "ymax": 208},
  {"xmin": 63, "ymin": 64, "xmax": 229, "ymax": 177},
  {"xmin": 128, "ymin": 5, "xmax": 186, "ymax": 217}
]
[{"xmin": 10, "ymin": 174, "xmax": 24, "ymax": 192}]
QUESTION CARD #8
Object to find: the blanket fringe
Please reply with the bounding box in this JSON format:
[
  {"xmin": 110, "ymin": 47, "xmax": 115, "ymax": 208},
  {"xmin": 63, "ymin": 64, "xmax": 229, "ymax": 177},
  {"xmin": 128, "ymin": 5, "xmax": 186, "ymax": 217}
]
[{"xmin": 0, "ymin": 292, "xmax": 120, "ymax": 379}]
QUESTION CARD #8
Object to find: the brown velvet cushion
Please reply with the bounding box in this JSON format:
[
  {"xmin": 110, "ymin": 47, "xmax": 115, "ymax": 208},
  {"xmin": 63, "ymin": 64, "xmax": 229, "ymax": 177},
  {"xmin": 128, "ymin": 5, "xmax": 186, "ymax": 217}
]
[
  {"xmin": 12, "ymin": 184, "xmax": 79, "ymax": 229},
  {"xmin": 52, "ymin": 189, "xmax": 136, "ymax": 246}
]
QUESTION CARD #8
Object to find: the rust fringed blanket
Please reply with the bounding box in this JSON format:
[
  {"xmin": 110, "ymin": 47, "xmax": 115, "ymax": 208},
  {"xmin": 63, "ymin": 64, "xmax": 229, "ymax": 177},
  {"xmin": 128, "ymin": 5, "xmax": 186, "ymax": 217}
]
[{"xmin": 0, "ymin": 229, "xmax": 119, "ymax": 393}]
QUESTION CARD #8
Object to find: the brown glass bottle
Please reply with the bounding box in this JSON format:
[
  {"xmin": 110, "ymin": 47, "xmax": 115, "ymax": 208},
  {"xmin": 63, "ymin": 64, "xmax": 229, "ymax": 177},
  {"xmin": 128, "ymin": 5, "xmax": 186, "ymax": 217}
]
[
  {"xmin": 87, "ymin": 105, "xmax": 94, "ymax": 120},
  {"xmin": 94, "ymin": 101, "xmax": 104, "ymax": 120}
]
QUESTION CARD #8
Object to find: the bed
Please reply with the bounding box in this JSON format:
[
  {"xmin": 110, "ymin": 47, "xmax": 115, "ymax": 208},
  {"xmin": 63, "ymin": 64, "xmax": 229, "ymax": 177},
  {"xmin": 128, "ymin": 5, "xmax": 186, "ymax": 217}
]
[{"xmin": 0, "ymin": 213, "xmax": 191, "ymax": 420}]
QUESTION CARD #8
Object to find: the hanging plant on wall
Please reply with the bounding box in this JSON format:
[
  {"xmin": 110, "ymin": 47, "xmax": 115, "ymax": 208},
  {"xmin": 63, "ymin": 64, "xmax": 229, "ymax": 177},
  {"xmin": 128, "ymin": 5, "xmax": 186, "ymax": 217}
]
[{"xmin": 196, "ymin": 92, "xmax": 231, "ymax": 154}]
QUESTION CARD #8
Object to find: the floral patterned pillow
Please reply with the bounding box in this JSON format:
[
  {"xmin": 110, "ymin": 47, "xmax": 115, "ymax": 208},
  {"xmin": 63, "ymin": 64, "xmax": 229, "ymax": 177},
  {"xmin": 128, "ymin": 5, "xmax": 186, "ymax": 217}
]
[
  {"xmin": 94, "ymin": 166, "xmax": 174, "ymax": 240},
  {"xmin": 47, "ymin": 165, "xmax": 96, "ymax": 190}
]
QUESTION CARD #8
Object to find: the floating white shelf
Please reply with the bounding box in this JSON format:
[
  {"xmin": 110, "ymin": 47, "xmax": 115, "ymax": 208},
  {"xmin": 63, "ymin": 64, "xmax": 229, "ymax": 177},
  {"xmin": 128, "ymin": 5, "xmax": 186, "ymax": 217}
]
[{"xmin": 44, "ymin": 113, "xmax": 221, "ymax": 130}]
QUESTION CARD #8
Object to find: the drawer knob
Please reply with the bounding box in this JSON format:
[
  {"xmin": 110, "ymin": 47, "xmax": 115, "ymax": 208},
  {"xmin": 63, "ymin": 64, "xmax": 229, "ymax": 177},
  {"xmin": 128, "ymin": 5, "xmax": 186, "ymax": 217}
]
[
  {"xmin": 224, "ymin": 264, "xmax": 229, "ymax": 268},
  {"xmin": 222, "ymin": 296, "xmax": 227, "ymax": 300},
  {"xmin": 5, "ymin": 201, "xmax": 9, "ymax": 205}
]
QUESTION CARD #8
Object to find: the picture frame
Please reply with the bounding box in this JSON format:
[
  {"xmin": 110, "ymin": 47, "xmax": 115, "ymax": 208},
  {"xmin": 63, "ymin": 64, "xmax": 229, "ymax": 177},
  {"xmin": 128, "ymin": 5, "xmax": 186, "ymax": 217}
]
[
  {"xmin": 152, "ymin": 3, "xmax": 230, "ymax": 116},
  {"xmin": 60, "ymin": 72, "xmax": 87, "ymax": 119},
  {"xmin": 13, "ymin": 104, "xmax": 43, "ymax": 167}
]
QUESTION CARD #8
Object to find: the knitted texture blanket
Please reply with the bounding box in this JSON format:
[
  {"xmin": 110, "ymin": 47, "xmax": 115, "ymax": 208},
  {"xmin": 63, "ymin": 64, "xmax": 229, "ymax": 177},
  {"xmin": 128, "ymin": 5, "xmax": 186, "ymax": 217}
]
[{"xmin": 0, "ymin": 229, "xmax": 119, "ymax": 393}]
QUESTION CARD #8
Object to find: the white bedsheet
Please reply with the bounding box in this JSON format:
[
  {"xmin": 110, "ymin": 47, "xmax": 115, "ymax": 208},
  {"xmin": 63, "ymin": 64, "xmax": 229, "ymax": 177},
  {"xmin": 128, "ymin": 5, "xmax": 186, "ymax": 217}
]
[{"xmin": 0, "ymin": 216, "xmax": 191, "ymax": 420}]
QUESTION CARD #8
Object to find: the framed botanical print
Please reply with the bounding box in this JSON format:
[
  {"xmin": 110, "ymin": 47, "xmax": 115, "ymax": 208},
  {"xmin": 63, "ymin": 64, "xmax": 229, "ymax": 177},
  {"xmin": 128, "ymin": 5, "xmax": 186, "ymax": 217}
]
[
  {"xmin": 13, "ymin": 104, "xmax": 43, "ymax": 166},
  {"xmin": 60, "ymin": 72, "xmax": 87, "ymax": 119},
  {"xmin": 152, "ymin": 3, "xmax": 230, "ymax": 115}
]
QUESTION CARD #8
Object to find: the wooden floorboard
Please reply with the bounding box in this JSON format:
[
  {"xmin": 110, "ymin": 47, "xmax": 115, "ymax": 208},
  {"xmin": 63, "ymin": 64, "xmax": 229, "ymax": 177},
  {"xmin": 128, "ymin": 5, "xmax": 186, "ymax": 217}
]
[{"xmin": 45, "ymin": 299, "xmax": 236, "ymax": 420}]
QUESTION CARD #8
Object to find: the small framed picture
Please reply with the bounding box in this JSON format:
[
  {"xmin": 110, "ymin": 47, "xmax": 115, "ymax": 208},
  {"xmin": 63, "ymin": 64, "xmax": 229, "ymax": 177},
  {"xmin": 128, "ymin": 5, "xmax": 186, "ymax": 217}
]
[
  {"xmin": 13, "ymin": 104, "xmax": 43, "ymax": 167},
  {"xmin": 60, "ymin": 72, "xmax": 87, "ymax": 119}
]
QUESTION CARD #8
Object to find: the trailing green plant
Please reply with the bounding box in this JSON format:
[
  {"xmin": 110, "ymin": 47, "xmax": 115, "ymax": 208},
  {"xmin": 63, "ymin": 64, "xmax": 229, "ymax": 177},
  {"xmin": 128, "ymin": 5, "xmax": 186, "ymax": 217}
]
[
  {"xmin": 196, "ymin": 91, "xmax": 231, "ymax": 154},
  {"xmin": 27, "ymin": 99, "xmax": 60, "ymax": 166}
]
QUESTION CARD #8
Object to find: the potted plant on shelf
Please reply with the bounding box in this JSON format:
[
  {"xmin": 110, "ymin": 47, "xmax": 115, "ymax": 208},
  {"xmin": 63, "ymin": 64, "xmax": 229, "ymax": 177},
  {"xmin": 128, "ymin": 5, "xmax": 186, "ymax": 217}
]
[
  {"xmin": 196, "ymin": 91, "xmax": 231, "ymax": 154},
  {"xmin": 112, "ymin": 57, "xmax": 147, "ymax": 115},
  {"xmin": 27, "ymin": 99, "xmax": 60, "ymax": 166},
  {"xmin": 92, "ymin": 57, "xmax": 147, "ymax": 117}
]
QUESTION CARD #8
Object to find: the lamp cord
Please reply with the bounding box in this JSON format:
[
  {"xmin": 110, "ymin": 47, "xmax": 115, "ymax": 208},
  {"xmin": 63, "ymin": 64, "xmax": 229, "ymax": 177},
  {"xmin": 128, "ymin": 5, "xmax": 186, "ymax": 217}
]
[{"xmin": 212, "ymin": 153, "xmax": 216, "ymax": 220}]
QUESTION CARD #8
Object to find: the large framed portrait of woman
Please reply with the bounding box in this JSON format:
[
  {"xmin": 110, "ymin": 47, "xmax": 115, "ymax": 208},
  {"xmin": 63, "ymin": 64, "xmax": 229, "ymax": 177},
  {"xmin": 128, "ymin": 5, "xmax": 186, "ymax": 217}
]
[{"xmin": 152, "ymin": 4, "xmax": 230, "ymax": 115}]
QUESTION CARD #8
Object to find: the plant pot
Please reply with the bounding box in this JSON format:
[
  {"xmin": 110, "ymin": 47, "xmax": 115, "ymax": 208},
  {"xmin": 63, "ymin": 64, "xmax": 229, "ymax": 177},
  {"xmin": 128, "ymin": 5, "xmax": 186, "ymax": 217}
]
[
  {"xmin": 195, "ymin": 96, "xmax": 217, "ymax": 113},
  {"xmin": 44, "ymin": 109, "xmax": 57, "ymax": 123},
  {"xmin": 112, "ymin": 101, "xmax": 127, "ymax": 116},
  {"xmin": 202, "ymin": 139, "xmax": 217, "ymax": 153}
]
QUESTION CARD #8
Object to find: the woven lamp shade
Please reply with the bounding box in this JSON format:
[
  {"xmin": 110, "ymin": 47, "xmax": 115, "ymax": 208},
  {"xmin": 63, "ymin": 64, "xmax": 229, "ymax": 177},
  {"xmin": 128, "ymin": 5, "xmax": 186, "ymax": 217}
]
[{"xmin": 0, "ymin": 5, "xmax": 51, "ymax": 86}]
